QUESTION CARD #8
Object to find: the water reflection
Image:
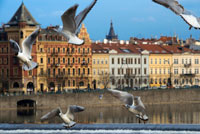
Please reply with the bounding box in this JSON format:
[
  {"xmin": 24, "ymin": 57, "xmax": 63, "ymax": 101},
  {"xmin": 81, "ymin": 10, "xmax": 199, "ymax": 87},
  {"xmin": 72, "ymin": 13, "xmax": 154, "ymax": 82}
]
[{"xmin": 1, "ymin": 103, "xmax": 200, "ymax": 124}]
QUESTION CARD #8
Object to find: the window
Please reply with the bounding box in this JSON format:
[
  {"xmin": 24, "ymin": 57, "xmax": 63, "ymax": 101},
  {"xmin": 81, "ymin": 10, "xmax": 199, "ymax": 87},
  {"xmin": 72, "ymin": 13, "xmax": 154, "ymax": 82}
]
[
  {"xmin": 159, "ymin": 59, "xmax": 161, "ymax": 64},
  {"xmin": 144, "ymin": 58, "xmax": 147, "ymax": 64},
  {"xmin": 58, "ymin": 48, "xmax": 60, "ymax": 53},
  {"xmin": 151, "ymin": 59, "xmax": 153, "ymax": 64},
  {"xmin": 164, "ymin": 68, "xmax": 166, "ymax": 74},
  {"xmin": 155, "ymin": 59, "xmax": 157, "ymax": 64},
  {"xmin": 40, "ymin": 68, "xmax": 44, "ymax": 75},
  {"xmin": 93, "ymin": 69, "xmax": 96, "ymax": 75},
  {"xmin": 93, "ymin": 59, "xmax": 95, "ymax": 64},
  {"xmin": 135, "ymin": 58, "xmax": 137, "ymax": 64},
  {"xmin": 182, "ymin": 69, "xmax": 184, "ymax": 74},
  {"xmin": 138, "ymin": 58, "xmax": 140, "ymax": 64},
  {"xmin": 151, "ymin": 69, "xmax": 153, "ymax": 74},
  {"xmin": 155, "ymin": 69, "xmax": 157, "ymax": 74},
  {"xmin": 159, "ymin": 69, "xmax": 161, "ymax": 74},
  {"xmin": 112, "ymin": 58, "xmax": 114, "ymax": 64},
  {"xmin": 73, "ymin": 68, "xmax": 75, "ymax": 75},
  {"xmin": 78, "ymin": 68, "xmax": 80, "ymax": 75},
  {"xmin": 68, "ymin": 80, "xmax": 71, "ymax": 87},
  {"xmin": 63, "ymin": 48, "xmax": 65, "ymax": 53},
  {"xmin": 118, "ymin": 68, "xmax": 120, "ymax": 75},
  {"xmin": 48, "ymin": 58, "xmax": 50, "ymax": 64},
  {"xmin": 174, "ymin": 59, "xmax": 178, "ymax": 64},
  {"xmin": 112, "ymin": 68, "xmax": 115, "ymax": 75},
  {"xmin": 53, "ymin": 69, "xmax": 55, "ymax": 76},
  {"xmin": 68, "ymin": 68, "xmax": 70, "ymax": 75},
  {"xmin": 88, "ymin": 68, "xmax": 90, "ymax": 75},
  {"xmin": 53, "ymin": 58, "xmax": 55, "ymax": 64},
  {"xmin": 29, "ymin": 70, "xmax": 32, "ymax": 76},
  {"xmin": 195, "ymin": 69, "xmax": 199, "ymax": 74},
  {"xmin": 138, "ymin": 68, "xmax": 141, "ymax": 75},
  {"xmin": 97, "ymin": 59, "xmax": 99, "ymax": 64},
  {"xmin": 87, "ymin": 48, "xmax": 90, "ymax": 53},
  {"xmin": 72, "ymin": 58, "xmax": 75, "ymax": 64},
  {"xmin": 58, "ymin": 69, "xmax": 61, "ymax": 75},
  {"xmin": 73, "ymin": 80, "xmax": 75, "ymax": 87},
  {"xmin": 174, "ymin": 69, "xmax": 178, "ymax": 74},
  {"xmin": 48, "ymin": 69, "xmax": 50, "ymax": 76},
  {"xmin": 63, "ymin": 58, "xmax": 65, "ymax": 64},
  {"xmin": 58, "ymin": 58, "xmax": 60, "ymax": 64},
  {"xmin": 83, "ymin": 68, "xmax": 85, "ymax": 75},
  {"xmin": 195, "ymin": 59, "xmax": 199, "ymax": 64},
  {"xmin": 182, "ymin": 59, "xmax": 184, "ymax": 64},
  {"xmin": 101, "ymin": 59, "xmax": 104, "ymax": 64},
  {"xmin": 63, "ymin": 68, "xmax": 65, "ymax": 75},
  {"xmin": 135, "ymin": 68, "xmax": 137, "ymax": 75},
  {"xmin": 118, "ymin": 58, "xmax": 120, "ymax": 64},
  {"xmin": 105, "ymin": 60, "xmax": 108, "ymax": 64}
]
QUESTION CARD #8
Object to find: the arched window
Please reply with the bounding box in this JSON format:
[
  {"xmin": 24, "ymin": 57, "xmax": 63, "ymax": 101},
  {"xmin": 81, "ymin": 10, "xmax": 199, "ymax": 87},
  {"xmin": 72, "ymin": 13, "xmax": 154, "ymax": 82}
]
[{"xmin": 13, "ymin": 82, "xmax": 19, "ymax": 88}]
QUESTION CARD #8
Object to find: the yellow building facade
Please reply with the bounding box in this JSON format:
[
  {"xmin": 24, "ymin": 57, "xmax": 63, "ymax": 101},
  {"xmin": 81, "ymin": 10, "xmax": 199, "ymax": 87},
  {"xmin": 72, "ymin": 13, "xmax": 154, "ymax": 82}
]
[{"xmin": 92, "ymin": 46, "xmax": 110, "ymax": 89}]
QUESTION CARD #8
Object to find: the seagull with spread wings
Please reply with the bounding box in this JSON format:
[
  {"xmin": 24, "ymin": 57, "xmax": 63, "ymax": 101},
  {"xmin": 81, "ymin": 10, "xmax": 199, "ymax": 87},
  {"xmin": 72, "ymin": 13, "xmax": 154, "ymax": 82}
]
[
  {"xmin": 54, "ymin": 0, "xmax": 97, "ymax": 45},
  {"xmin": 152, "ymin": 0, "xmax": 200, "ymax": 30},
  {"xmin": 107, "ymin": 89, "xmax": 148, "ymax": 123},
  {"xmin": 40, "ymin": 105, "xmax": 85, "ymax": 128},
  {"xmin": 9, "ymin": 27, "xmax": 40, "ymax": 71}
]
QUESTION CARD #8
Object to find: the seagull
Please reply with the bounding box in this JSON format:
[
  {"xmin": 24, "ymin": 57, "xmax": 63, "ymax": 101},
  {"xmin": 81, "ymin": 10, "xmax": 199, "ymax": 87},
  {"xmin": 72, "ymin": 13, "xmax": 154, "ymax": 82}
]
[
  {"xmin": 152, "ymin": 0, "xmax": 200, "ymax": 30},
  {"xmin": 107, "ymin": 89, "xmax": 148, "ymax": 123},
  {"xmin": 40, "ymin": 105, "xmax": 85, "ymax": 128},
  {"xmin": 9, "ymin": 27, "xmax": 40, "ymax": 71},
  {"xmin": 54, "ymin": 0, "xmax": 97, "ymax": 45}
]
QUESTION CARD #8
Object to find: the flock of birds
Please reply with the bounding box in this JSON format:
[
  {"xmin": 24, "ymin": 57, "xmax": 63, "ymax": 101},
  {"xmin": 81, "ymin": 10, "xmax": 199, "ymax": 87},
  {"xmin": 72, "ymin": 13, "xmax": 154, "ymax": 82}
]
[{"xmin": 7, "ymin": 0, "xmax": 200, "ymax": 128}]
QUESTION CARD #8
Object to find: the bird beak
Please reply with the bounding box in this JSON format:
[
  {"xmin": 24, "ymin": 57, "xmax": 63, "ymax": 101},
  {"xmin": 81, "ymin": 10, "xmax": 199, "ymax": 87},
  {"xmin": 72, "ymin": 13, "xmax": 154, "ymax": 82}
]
[{"xmin": 77, "ymin": 106, "xmax": 85, "ymax": 112}]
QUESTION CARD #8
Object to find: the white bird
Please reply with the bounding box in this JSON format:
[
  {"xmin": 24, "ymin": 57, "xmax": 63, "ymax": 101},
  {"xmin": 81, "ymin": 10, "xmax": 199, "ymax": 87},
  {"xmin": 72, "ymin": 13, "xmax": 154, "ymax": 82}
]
[
  {"xmin": 54, "ymin": 0, "xmax": 97, "ymax": 45},
  {"xmin": 40, "ymin": 105, "xmax": 85, "ymax": 128},
  {"xmin": 152, "ymin": 0, "xmax": 200, "ymax": 30},
  {"xmin": 107, "ymin": 89, "xmax": 148, "ymax": 123},
  {"xmin": 9, "ymin": 27, "xmax": 40, "ymax": 71}
]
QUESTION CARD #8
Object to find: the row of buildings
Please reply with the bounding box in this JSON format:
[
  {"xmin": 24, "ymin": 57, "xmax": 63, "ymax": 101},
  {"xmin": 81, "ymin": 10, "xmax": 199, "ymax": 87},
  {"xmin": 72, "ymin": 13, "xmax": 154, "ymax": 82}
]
[{"xmin": 0, "ymin": 3, "xmax": 200, "ymax": 93}]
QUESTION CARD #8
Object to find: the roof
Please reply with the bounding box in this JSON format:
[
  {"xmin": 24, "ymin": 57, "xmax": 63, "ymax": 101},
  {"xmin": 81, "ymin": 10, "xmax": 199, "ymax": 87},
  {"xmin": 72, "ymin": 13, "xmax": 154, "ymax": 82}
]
[
  {"xmin": 106, "ymin": 20, "xmax": 118, "ymax": 40},
  {"xmin": 92, "ymin": 42, "xmax": 140, "ymax": 54},
  {"xmin": 7, "ymin": 2, "xmax": 39, "ymax": 26},
  {"xmin": 136, "ymin": 44, "xmax": 171, "ymax": 54}
]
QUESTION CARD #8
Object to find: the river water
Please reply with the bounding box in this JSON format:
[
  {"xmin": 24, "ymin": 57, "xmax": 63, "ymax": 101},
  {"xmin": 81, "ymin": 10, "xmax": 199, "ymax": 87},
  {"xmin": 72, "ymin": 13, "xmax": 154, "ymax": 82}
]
[{"xmin": 0, "ymin": 103, "xmax": 200, "ymax": 133}]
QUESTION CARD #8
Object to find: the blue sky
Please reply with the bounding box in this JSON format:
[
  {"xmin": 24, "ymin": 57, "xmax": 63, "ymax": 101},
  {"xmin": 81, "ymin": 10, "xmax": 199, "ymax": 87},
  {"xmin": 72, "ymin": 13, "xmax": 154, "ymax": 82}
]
[{"xmin": 0, "ymin": 0, "xmax": 200, "ymax": 41}]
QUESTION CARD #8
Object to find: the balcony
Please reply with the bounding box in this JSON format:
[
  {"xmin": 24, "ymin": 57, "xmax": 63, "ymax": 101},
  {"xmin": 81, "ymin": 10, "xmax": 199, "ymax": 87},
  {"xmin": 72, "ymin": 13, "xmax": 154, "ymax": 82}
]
[
  {"xmin": 184, "ymin": 63, "xmax": 191, "ymax": 68},
  {"xmin": 180, "ymin": 73, "xmax": 195, "ymax": 77},
  {"xmin": 81, "ymin": 61, "xmax": 88, "ymax": 66},
  {"xmin": 51, "ymin": 63, "xmax": 60, "ymax": 67},
  {"xmin": 51, "ymin": 52, "xmax": 58, "ymax": 56}
]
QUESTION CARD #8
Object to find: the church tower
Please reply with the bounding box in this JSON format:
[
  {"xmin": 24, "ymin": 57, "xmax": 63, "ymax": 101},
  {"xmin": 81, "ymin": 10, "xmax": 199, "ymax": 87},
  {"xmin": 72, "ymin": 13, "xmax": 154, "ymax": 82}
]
[{"xmin": 106, "ymin": 20, "xmax": 118, "ymax": 41}]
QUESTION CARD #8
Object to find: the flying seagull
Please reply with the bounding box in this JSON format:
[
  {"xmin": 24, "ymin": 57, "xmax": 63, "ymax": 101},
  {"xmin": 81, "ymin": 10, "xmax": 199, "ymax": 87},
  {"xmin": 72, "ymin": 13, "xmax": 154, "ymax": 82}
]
[
  {"xmin": 40, "ymin": 105, "xmax": 85, "ymax": 128},
  {"xmin": 54, "ymin": 0, "xmax": 97, "ymax": 45},
  {"xmin": 107, "ymin": 89, "xmax": 148, "ymax": 123},
  {"xmin": 152, "ymin": 0, "xmax": 200, "ymax": 30},
  {"xmin": 9, "ymin": 27, "xmax": 40, "ymax": 71}
]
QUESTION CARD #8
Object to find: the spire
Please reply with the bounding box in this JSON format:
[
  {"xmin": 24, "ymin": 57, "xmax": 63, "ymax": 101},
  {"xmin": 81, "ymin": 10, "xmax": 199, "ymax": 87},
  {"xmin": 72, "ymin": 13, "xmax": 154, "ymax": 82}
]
[
  {"xmin": 7, "ymin": 2, "xmax": 39, "ymax": 26},
  {"xmin": 106, "ymin": 20, "xmax": 118, "ymax": 41}
]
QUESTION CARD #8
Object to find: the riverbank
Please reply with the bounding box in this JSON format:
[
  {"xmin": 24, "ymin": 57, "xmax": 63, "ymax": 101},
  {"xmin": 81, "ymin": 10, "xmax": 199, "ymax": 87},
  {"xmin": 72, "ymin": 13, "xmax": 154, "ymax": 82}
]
[{"xmin": 0, "ymin": 88, "xmax": 200, "ymax": 110}]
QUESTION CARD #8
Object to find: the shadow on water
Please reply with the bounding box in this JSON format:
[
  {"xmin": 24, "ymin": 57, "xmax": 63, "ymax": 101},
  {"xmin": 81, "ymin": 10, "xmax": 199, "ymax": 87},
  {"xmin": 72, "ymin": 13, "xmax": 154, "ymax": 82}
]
[{"xmin": 0, "ymin": 103, "xmax": 200, "ymax": 124}]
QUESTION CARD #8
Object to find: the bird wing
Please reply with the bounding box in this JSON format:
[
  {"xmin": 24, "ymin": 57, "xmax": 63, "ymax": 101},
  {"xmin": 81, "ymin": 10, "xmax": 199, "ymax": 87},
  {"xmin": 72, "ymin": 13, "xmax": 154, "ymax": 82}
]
[
  {"xmin": 40, "ymin": 107, "xmax": 61, "ymax": 121},
  {"xmin": 61, "ymin": 4, "xmax": 78, "ymax": 34},
  {"xmin": 180, "ymin": 14, "xmax": 200, "ymax": 29},
  {"xmin": 66, "ymin": 105, "xmax": 85, "ymax": 121},
  {"xmin": 107, "ymin": 89, "xmax": 134, "ymax": 105},
  {"xmin": 75, "ymin": 0, "xmax": 97, "ymax": 30},
  {"xmin": 152, "ymin": 0, "xmax": 184, "ymax": 15},
  {"xmin": 134, "ymin": 96, "xmax": 145, "ymax": 109},
  {"xmin": 22, "ymin": 27, "xmax": 40, "ymax": 59},
  {"xmin": 9, "ymin": 39, "xmax": 21, "ymax": 53}
]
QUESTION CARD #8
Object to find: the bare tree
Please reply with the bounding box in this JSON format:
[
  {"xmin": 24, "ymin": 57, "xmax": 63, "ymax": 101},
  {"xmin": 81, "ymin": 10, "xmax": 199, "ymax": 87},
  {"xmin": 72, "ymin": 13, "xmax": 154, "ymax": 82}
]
[{"xmin": 98, "ymin": 72, "xmax": 111, "ymax": 89}]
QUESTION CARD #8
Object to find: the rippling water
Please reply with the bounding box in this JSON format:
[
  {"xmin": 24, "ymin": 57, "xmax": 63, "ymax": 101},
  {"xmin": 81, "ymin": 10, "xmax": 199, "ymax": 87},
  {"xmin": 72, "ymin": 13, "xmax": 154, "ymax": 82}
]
[{"xmin": 0, "ymin": 103, "xmax": 200, "ymax": 133}]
